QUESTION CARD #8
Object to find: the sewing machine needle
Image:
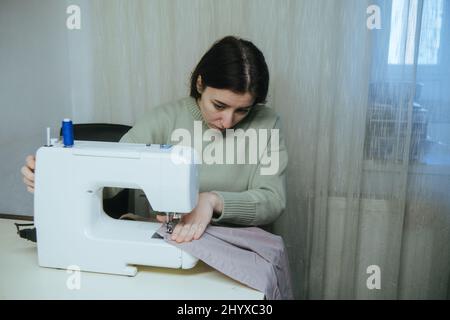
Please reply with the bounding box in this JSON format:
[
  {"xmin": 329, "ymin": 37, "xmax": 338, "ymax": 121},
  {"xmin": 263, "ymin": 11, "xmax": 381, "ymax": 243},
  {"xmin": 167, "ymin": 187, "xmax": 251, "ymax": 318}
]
[{"xmin": 166, "ymin": 213, "xmax": 174, "ymax": 234}]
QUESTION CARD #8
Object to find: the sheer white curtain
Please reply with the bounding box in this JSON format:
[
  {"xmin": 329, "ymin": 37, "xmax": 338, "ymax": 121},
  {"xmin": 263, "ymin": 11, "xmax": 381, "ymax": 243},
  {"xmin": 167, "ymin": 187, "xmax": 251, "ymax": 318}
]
[
  {"xmin": 273, "ymin": 0, "xmax": 450, "ymax": 299},
  {"xmin": 72, "ymin": 0, "xmax": 450, "ymax": 299}
]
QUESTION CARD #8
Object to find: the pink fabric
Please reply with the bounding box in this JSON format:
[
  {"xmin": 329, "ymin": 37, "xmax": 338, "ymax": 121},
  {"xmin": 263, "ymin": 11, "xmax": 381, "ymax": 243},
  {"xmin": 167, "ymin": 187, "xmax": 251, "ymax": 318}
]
[{"xmin": 158, "ymin": 225, "xmax": 294, "ymax": 300}]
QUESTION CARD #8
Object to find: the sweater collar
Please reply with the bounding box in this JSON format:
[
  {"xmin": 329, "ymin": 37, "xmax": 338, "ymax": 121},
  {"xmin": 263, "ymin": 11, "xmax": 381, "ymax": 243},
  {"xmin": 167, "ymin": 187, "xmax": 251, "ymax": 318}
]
[
  {"xmin": 186, "ymin": 96, "xmax": 204, "ymax": 122},
  {"xmin": 185, "ymin": 96, "xmax": 255, "ymax": 131}
]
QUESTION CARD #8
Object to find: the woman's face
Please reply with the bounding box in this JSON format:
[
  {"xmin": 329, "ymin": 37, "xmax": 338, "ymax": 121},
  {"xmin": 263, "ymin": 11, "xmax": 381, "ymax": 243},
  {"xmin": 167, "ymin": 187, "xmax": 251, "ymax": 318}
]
[{"xmin": 197, "ymin": 86, "xmax": 255, "ymax": 131}]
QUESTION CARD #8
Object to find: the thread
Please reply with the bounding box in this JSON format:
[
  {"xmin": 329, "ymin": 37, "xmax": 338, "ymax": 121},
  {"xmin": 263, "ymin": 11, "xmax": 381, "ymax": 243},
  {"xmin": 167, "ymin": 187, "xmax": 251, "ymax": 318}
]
[{"xmin": 62, "ymin": 118, "xmax": 74, "ymax": 147}]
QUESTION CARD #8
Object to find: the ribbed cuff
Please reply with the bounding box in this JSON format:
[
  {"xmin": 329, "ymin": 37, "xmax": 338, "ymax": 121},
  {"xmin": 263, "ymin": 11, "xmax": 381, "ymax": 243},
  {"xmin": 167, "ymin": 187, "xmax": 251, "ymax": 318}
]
[{"xmin": 210, "ymin": 191, "xmax": 257, "ymax": 225}]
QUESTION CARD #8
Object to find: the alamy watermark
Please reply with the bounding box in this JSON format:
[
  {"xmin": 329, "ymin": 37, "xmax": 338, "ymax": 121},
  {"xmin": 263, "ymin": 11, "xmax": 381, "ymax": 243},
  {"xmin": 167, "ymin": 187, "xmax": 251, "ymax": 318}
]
[
  {"xmin": 170, "ymin": 121, "xmax": 280, "ymax": 176},
  {"xmin": 366, "ymin": 265, "xmax": 381, "ymax": 290},
  {"xmin": 66, "ymin": 265, "xmax": 81, "ymax": 290},
  {"xmin": 367, "ymin": 5, "xmax": 381, "ymax": 30},
  {"xmin": 66, "ymin": 5, "xmax": 81, "ymax": 30}
]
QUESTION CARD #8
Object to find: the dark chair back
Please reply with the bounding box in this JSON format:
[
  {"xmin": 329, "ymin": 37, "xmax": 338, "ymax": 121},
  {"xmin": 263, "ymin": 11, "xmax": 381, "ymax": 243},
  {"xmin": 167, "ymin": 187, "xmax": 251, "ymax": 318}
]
[{"xmin": 59, "ymin": 123, "xmax": 131, "ymax": 142}]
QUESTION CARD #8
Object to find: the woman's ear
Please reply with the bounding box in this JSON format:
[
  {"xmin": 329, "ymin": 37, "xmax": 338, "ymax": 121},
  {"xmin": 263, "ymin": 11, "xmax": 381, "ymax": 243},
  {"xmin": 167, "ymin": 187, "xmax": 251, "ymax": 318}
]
[{"xmin": 196, "ymin": 75, "xmax": 203, "ymax": 94}]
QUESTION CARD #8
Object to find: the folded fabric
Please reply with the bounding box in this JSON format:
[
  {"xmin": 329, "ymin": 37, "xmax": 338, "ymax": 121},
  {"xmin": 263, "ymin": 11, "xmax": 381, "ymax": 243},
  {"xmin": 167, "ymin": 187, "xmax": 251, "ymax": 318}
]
[{"xmin": 157, "ymin": 225, "xmax": 293, "ymax": 300}]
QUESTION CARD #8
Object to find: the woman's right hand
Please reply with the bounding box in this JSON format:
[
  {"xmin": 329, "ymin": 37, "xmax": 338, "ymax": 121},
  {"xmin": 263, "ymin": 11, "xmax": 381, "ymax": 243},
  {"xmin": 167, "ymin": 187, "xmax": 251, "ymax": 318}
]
[{"xmin": 21, "ymin": 155, "xmax": 36, "ymax": 193}]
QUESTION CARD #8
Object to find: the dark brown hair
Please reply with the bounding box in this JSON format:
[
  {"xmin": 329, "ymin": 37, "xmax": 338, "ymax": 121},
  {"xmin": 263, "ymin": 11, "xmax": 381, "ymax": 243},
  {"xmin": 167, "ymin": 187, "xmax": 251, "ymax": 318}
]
[{"xmin": 190, "ymin": 36, "xmax": 269, "ymax": 105}]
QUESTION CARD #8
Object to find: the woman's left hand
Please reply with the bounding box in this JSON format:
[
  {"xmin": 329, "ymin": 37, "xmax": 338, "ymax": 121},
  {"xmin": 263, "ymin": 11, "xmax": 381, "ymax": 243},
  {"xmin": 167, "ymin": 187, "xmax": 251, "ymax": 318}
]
[{"xmin": 156, "ymin": 192, "xmax": 222, "ymax": 243}]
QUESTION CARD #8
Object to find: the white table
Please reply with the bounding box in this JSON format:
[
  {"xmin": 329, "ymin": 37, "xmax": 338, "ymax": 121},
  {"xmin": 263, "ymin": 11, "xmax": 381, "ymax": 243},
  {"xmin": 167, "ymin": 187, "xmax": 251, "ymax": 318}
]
[{"xmin": 0, "ymin": 218, "xmax": 264, "ymax": 300}]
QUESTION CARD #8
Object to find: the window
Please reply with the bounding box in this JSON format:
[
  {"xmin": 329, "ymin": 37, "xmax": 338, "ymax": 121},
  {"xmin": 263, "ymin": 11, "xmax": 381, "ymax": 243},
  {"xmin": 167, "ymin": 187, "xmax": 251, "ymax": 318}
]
[{"xmin": 388, "ymin": 0, "xmax": 444, "ymax": 65}]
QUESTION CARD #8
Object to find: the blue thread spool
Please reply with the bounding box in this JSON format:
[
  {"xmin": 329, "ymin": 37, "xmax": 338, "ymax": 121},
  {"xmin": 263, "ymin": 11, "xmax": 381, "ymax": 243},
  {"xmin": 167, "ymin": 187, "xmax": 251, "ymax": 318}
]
[{"xmin": 62, "ymin": 118, "xmax": 74, "ymax": 147}]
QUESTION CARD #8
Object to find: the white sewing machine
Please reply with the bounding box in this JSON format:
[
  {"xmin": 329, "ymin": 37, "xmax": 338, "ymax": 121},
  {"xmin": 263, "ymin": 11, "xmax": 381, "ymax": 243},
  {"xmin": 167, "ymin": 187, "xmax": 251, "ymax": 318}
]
[{"xmin": 34, "ymin": 140, "xmax": 199, "ymax": 276}]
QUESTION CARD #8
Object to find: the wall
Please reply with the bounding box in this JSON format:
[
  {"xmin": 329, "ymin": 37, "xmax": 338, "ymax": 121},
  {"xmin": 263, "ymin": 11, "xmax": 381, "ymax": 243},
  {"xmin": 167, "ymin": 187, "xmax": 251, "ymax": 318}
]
[{"xmin": 0, "ymin": 0, "xmax": 73, "ymax": 215}]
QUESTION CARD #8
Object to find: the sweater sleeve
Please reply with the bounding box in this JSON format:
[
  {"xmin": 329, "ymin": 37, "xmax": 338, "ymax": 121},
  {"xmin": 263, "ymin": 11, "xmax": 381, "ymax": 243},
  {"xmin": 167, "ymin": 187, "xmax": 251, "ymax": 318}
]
[
  {"xmin": 118, "ymin": 105, "xmax": 172, "ymax": 144},
  {"xmin": 211, "ymin": 117, "xmax": 288, "ymax": 226}
]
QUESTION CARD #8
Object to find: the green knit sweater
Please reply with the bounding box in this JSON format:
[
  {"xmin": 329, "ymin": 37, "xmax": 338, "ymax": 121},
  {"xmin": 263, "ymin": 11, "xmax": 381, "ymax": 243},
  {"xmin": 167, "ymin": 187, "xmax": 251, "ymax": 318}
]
[{"xmin": 119, "ymin": 96, "xmax": 288, "ymax": 226}]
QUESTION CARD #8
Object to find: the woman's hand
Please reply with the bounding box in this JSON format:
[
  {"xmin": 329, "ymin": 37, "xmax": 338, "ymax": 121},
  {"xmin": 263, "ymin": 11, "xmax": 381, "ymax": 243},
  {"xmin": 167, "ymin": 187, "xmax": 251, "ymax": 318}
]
[
  {"xmin": 157, "ymin": 192, "xmax": 223, "ymax": 243},
  {"xmin": 20, "ymin": 155, "xmax": 36, "ymax": 193}
]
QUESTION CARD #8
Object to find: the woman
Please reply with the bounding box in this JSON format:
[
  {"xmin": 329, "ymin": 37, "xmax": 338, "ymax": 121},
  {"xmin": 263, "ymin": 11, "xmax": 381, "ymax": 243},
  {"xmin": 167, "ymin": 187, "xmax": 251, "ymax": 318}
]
[{"xmin": 21, "ymin": 36, "xmax": 288, "ymax": 244}]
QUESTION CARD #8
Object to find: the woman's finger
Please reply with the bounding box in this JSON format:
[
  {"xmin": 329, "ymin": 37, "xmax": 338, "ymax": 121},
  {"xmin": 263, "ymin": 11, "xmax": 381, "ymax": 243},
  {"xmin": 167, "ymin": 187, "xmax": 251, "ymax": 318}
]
[
  {"xmin": 21, "ymin": 166, "xmax": 35, "ymax": 181},
  {"xmin": 193, "ymin": 223, "xmax": 206, "ymax": 240},
  {"xmin": 23, "ymin": 176, "xmax": 34, "ymax": 188},
  {"xmin": 174, "ymin": 224, "xmax": 192, "ymax": 243},
  {"xmin": 26, "ymin": 155, "xmax": 36, "ymax": 171},
  {"xmin": 184, "ymin": 224, "xmax": 198, "ymax": 242},
  {"xmin": 171, "ymin": 222, "xmax": 183, "ymax": 240}
]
